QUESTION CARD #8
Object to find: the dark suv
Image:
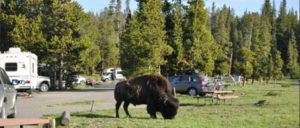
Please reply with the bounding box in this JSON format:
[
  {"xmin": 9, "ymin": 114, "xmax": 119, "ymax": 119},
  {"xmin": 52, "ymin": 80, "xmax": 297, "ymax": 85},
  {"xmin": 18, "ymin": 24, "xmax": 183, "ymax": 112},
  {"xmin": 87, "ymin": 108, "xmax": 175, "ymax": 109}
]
[
  {"xmin": 0, "ymin": 67, "xmax": 17, "ymax": 118},
  {"xmin": 168, "ymin": 75, "xmax": 213, "ymax": 96}
]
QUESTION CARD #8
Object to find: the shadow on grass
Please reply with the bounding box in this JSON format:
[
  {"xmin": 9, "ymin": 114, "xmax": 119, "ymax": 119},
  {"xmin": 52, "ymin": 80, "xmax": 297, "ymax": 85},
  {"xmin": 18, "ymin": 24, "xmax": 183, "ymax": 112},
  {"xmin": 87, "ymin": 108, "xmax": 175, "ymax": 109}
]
[
  {"xmin": 180, "ymin": 103, "xmax": 207, "ymax": 107},
  {"xmin": 72, "ymin": 113, "xmax": 115, "ymax": 118},
  {"xmin": 72, "ymin": 113, "xmax": 152, "ymax": 120}
]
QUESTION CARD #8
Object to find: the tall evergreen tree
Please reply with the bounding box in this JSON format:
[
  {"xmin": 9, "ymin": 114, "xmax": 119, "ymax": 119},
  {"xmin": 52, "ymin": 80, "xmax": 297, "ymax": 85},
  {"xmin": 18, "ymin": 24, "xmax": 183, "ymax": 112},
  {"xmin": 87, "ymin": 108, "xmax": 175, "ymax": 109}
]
[
  {"xmin": 183, "ymin": 0, "xmax": 217, "ymax": 75},
  {"xmin": 286, "ymin": 30, "xmax": 299, "ymax": 78},
  {"xmin": 162, "ymin": 0, "xmax": 184, "ymax": 76},
  {"xmin": 212, "ymin": 6, "xmax": 232, "ymax": 75},
  {"xmin": 120, "ymin": 0, "xmax": 172, "ymax": 77},
  {"xmin": 276, "ymin": 0, "xmax": 289, "ymax": 73},
  {"xmin": 42, "ymin": 0, "xmax": 85, "ymax": 89}
]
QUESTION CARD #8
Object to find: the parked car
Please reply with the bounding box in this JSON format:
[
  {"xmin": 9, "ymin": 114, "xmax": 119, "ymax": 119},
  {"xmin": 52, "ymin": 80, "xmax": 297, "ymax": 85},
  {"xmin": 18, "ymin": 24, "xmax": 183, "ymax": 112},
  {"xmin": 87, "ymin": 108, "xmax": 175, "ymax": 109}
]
[
  {"xmin": 112, "ymin": 68, "xmax": 126, "ymax": 80},
  {"xmin": 0, "ymin": 67, "xmax": 17, "ymax": 118},
  {"xmin": 101, "ymin": 73, "xmax": 112, "ymax": 82},
  {"xmin": 101, "ymin": 68, "xmax": 126, "ymax": 82},
  {"xmin": 74, "ymin": 75, "xmax": 86, "ymax": 85},
  {"xmin": 168, "ymin": 74, "xmax": 213, "ymax": 96}
]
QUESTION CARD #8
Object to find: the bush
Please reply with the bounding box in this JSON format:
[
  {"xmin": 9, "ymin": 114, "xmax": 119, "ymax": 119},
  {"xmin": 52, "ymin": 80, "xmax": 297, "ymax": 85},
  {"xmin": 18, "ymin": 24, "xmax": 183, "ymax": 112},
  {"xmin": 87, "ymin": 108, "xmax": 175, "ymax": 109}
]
[
  {"xmin": 281, "ymin": 84, "xmax": 292, "ymax": 88},
  {"xmin": 265, "ymin": 91, "xmax": 280, "ymax": 96}
]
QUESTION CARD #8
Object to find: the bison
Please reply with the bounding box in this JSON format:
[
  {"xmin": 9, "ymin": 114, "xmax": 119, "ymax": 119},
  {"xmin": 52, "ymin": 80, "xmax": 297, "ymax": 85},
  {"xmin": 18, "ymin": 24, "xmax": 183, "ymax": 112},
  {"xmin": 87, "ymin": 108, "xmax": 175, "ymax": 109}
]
[{"xmin": 114, "ymin": 74, "xmax": 179, "ymax": 119}]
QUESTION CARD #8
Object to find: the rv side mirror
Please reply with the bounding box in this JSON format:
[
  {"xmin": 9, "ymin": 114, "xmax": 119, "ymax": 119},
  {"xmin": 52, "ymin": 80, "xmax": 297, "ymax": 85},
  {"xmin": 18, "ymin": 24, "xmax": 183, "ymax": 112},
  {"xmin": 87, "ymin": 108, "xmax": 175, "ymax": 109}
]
[{"xmin": 11, "ymin": 79, "xmax": 19, "ymax": 85}]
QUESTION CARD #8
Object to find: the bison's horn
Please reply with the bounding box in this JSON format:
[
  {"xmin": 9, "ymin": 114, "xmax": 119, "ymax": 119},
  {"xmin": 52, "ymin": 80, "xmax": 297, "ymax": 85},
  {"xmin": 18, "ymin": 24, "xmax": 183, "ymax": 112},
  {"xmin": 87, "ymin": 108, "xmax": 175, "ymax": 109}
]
[{"xmin": 163, "ymin": 98, "xmax": 168, "ymax": 104}]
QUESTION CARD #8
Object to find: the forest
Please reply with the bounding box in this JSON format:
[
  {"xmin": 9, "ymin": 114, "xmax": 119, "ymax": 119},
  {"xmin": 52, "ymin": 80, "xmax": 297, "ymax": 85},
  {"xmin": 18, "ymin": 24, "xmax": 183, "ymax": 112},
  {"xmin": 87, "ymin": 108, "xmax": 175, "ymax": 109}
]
[{"xmin": 0, "ymin": 0, "xmax": 299, "ymax": 89}]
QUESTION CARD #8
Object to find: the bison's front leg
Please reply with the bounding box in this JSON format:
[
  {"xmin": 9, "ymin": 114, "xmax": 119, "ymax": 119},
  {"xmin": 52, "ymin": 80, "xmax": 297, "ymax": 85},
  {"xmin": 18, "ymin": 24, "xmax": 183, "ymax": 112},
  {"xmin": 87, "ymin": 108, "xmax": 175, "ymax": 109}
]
[
  {"xmin": 147, "ymin": 104, "xmax": 157, "ymax": 119},
  {"xmin": 115, "ymin": 100, "xmax": 122, "ymax": 118},
  {"xmin": 123, "ymin": 101, "xmax": 132, "ymax": 118}
]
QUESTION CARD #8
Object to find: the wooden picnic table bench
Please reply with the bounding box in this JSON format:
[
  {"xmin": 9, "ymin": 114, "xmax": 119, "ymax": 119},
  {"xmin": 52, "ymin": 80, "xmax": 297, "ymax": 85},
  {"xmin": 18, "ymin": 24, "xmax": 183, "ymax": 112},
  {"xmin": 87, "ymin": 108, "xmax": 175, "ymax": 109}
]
[
  {"xmin": 0, "ymin": 119, "xmax": 55, "ymax": 128},
  {"xmin": 194, "ymin": 90, "xmax": 238, "ymax": 104}
]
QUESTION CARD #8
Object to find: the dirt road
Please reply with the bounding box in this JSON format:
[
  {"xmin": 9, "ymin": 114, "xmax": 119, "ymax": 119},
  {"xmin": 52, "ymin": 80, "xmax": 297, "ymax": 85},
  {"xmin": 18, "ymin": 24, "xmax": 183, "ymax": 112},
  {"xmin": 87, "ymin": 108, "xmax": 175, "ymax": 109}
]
[{"xmin": 16, "ymin": 88, "xmax": 116, "ymax": 118}]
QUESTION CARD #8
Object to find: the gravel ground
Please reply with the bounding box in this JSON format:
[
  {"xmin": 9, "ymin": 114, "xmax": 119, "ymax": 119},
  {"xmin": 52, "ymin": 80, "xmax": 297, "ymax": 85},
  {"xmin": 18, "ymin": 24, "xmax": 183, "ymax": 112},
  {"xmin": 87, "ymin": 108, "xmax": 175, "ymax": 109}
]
[
  {"xmin": 15, "ymin": 88, "xmax": 116, "ymax": 119},
  {"xmin": 15, "ymin": 81, "xmax": 122, "ymax": 119}
]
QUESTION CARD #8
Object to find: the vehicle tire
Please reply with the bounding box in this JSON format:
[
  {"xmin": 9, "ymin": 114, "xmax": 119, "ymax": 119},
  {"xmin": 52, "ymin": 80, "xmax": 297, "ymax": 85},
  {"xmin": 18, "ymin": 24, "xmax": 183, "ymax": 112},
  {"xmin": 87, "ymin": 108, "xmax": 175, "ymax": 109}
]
[
  {"xmin": 40, "ymin": 83, "xmax": 49, "ymax": 92},
  {"xmin": 7, "ymin": 105, "xmax": 16, "ymax": 118},
  {"xmin": 1, "ymin": 102, "xmax": 7, "ymax": 119},
  {"xmin": 103, "ymin": 79, "xmax": 108, "ymax": 82},
  {"xmin": 188, "ymin": 88, "xmax": 197, "ymax": 96}
]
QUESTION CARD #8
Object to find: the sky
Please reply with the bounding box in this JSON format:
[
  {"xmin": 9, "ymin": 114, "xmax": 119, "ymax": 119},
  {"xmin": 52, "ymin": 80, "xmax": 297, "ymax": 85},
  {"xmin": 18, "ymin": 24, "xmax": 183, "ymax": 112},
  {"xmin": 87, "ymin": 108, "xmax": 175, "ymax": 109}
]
[{"xmin": 75, "ymin": 0, "xmax": 299, "ymax": 17}]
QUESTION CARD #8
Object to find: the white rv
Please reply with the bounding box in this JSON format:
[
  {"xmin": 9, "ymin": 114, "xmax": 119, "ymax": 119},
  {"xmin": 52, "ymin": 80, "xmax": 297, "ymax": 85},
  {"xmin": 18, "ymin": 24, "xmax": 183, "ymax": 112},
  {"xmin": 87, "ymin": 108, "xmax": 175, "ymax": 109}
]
[{"xmin": 0, "ymin": 48, "xmax": 51, "ymax": 92}]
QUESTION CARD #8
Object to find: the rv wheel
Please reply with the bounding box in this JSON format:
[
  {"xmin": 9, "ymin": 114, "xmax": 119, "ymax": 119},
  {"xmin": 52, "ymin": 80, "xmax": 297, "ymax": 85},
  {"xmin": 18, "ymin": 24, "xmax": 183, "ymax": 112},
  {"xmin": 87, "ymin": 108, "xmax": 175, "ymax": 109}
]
[{"xmin": 40, "ymin": 83, "xmax": 49, "ymax": 92}]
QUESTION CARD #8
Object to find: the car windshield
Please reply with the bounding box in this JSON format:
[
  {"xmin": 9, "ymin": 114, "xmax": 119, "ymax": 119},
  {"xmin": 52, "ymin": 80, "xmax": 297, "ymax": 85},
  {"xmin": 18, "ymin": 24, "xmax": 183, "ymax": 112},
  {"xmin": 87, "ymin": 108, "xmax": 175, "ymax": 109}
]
[{"xmin": 0, "ymin": 68, "xmax": 11, "ymax": 84}]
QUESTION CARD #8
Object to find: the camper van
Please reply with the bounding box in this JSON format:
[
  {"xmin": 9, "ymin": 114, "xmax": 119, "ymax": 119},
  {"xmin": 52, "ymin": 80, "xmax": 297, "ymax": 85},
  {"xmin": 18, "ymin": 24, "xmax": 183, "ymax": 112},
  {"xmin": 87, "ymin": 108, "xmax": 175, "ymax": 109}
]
[{"xmin": 0, "ymin": 48, "xmax": 51, "ymax": 92}]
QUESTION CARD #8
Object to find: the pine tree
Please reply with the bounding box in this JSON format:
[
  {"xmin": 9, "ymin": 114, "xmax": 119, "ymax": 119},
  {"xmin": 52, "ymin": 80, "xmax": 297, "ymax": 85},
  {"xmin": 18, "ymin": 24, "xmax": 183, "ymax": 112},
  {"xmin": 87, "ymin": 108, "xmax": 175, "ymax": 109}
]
[
  {"xmin": 183, "ymin": 0, "xmax": 217, "ymax": 75},
  {"xmin": 162, "ymin": 0, "xmax": 184, "ymax": 76},
  {"xmin": 236, "ymin": 47, "xmax": 254, "ymax": 78},
  {"xmin": 120, "ymin": 0, "xmax": 172, "ymax": 78},
  {"xmin": 42, "ymin": 0, "xmax": 85, "ymax": 89},
  {"xmin": 98, "ymin": 1, "xmax": 120, "ymax": 69},
  {"xmin": 212, "ymin": 6, "xmax": 232, "ymax": 75},
  {"xmin": 286, "ymin": 30, "xmax": 299, "ymax": 78},
  {"xmin": 272, "ymin": 50, "xmax": 284, "ymax": 80},
  {"xmin": 78, "ymin": 12, "xmax": 101, "ymax": 75},
  {"xmin": 276, "ymin": 0, "xmax": 289, "ymax": 73}
]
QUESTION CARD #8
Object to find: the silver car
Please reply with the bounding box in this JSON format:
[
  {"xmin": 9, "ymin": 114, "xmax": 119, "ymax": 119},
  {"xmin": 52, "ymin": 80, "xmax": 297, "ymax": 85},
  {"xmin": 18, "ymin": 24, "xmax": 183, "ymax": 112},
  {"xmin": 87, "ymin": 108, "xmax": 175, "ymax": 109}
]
[
  {"xmin": 168, "ymin": 75, "xmax": 213, "ymax": 96},
  {"xmin": 0, "ymin": 67, "xmax": 17, "ymax": 118}
]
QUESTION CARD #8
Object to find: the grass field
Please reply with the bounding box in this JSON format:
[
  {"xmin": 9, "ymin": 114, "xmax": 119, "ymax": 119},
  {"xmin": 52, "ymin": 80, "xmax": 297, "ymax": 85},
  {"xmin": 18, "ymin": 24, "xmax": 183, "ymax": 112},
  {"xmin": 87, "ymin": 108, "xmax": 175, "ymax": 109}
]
[{"xmin": 44, "ymin": 79, "xmax": 299, "ymax": 128}]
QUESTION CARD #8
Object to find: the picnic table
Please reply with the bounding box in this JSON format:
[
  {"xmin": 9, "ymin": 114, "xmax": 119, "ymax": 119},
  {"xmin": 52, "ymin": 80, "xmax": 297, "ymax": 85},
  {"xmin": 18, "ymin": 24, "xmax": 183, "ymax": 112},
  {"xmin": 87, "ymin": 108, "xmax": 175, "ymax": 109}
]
[
  {"xmin": 194, "ymin": 90, "xmax": 239, "ymax": 104},
  {"xmin": 0, "ymin": 119, "xmax": 55, "ymax": 128}
]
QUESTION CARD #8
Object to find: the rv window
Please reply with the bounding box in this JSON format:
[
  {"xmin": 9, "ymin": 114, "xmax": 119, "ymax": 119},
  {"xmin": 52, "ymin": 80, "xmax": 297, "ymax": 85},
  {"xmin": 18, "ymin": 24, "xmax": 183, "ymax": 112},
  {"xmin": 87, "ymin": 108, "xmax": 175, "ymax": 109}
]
[
  {"xmin": 5, "ymin": 63, "xmax": 18, "ymax": 71},
  {"xmin": 32, "ymin": 63, "xmax": 34, "ymax": 73}
]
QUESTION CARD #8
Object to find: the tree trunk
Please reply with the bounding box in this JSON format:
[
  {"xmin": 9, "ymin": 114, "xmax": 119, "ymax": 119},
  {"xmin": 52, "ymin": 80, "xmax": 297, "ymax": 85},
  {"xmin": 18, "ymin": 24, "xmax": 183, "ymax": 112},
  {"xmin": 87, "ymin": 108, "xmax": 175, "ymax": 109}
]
[
  {"xmin": 59, "ymin": 52, "xmax": 64, "ymax": 90},
  {"xmin": 228, "ymin": 52, "xmax": 233, "ymax": 75},
  {"xmin": 53, "ymin": 63, "xmax": 57, "ymax": 90},
  {"xmin": 61, "ymin": 111, "xmax": 70, "ymax": 126}
]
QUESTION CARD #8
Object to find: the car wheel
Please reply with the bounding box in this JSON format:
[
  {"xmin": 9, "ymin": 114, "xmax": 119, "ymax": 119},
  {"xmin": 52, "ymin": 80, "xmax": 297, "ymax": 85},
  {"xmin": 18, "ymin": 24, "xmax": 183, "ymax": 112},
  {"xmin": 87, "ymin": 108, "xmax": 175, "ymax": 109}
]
[
  {"xmin": 40, "ymin": 83, "xmax": 49, "ymax": 92},
  {"xmin": 1, "ymin": 102, "xmax": 7, "ymax": 119},
  {"xmin": 7, "ymin": 105, "xmax": 16, "ymax": 118},
  {"xmin": 188, "ymin": 88, "xmax": 197, "ymax": 96}
]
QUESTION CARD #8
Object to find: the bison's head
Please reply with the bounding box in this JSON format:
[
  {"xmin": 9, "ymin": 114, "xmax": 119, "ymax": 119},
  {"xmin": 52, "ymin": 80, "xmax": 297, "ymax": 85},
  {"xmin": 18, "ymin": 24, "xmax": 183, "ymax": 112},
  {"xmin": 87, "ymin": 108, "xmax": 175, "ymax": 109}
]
[{"xmin": 160, "ymin": 97, "xmax": 179, "ymax": 119}]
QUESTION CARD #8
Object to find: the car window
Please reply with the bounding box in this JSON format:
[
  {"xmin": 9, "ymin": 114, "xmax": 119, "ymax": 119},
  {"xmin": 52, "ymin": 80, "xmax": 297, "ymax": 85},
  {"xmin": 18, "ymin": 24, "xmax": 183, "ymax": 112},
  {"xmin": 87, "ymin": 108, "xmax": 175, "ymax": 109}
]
[
  {"xmin": 170, "ymin": 76, "xmax": 180, "ymax": 83},
  {"xmin": 0, "ymin": 68, "xmax": 11, "ymax": 84},
  {"xmin": 179, "ymin": 75, "xmax": 190, "ymax": 82},
  {"xmin": 191, "ymin": 76, "xmax": 200, "ymax": 82}
]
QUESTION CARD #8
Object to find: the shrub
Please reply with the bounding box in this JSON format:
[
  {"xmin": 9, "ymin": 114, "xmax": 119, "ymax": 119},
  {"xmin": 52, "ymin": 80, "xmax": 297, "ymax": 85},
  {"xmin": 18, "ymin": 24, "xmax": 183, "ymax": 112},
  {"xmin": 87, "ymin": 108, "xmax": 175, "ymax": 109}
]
[
  {"xmin": 281, "ymin": 84, "xmax": 292, "ymax": 87},
  {"xmin": 265, "ymin": 91, "xmax": 280, "ymax": 96}
]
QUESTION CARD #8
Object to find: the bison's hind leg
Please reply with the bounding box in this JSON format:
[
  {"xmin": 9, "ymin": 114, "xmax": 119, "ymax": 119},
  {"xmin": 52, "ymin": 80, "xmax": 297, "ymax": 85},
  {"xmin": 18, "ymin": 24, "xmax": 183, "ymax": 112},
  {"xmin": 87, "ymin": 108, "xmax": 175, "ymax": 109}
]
[
  {"xmin": 123, "ymin": 101, "xmax": 132, "ymax": 118},
  {"xmin": 116, "ymin": 100, "xmax": 122, "ymax": 118}
]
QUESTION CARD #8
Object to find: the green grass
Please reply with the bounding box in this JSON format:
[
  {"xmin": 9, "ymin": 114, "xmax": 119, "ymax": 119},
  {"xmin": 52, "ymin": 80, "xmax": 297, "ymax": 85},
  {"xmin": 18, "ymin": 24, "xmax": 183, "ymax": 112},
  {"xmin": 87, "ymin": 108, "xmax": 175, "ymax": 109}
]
[
  {"xmin": 46, "ymin": 100, "xmax": 108, "ymax": 107},
  {"xmin": 43, "ymin": 80, "xmax": 299, "ymax": 128}
]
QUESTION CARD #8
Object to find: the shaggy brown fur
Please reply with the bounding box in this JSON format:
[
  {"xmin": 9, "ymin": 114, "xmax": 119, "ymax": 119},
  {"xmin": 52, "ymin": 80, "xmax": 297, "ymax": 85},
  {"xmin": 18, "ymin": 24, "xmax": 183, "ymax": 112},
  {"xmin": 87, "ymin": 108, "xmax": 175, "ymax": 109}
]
[{"xmin": 114, "ymin": 74, "xmax": 179, "ymax": 119}]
